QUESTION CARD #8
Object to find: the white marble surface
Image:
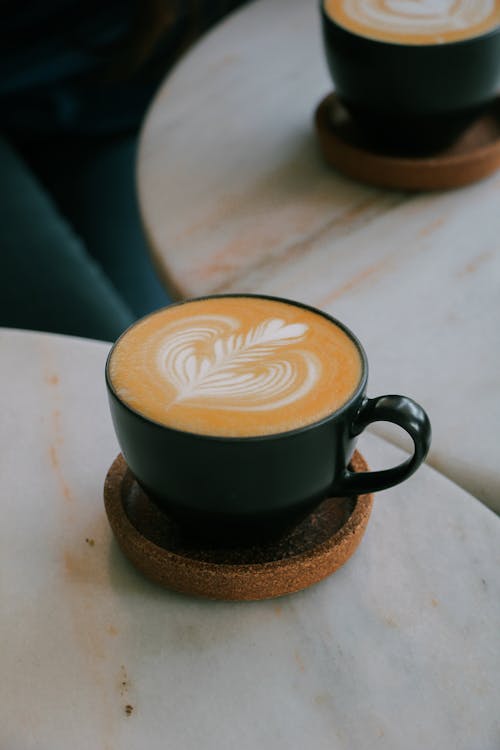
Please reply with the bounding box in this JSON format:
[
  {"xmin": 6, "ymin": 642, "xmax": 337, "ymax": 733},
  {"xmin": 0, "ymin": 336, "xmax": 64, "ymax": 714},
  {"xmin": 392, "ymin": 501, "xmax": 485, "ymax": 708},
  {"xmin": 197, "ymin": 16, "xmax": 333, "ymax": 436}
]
[
  {"xmin": 138, "ymin": 0, "xmax": 500, "ymax": 514},
  {"xmin": 1, "ymin": 328, "xmax": 499, "ymax": 749}
]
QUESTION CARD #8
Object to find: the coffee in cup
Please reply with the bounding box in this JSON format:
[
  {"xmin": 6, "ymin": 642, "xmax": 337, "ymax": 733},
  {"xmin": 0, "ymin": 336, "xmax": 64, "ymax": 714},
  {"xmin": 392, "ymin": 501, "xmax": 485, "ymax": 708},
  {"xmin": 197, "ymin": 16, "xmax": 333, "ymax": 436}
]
[
  {"xmin": 323, "ymin": 0, "xmax": 500, "ymax": 46},
  {"xmin": 106, "ymin": 295, "xmax": 431, "ymax": 543},
  {"xmin": 321, "ymin": 0, "xmax": 500, "ymax": 150},
  {"xmin": 108, "ymin": 295, "xmax": 363, "ymax": 437}
]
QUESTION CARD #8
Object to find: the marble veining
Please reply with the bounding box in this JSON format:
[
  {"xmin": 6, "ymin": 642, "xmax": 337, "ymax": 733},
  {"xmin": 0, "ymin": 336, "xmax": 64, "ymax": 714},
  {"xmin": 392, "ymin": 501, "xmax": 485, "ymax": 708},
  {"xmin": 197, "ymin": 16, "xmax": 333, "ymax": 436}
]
[{"xmin": 0, "ymin": 329, "xmax": 499, "ymax": 749}]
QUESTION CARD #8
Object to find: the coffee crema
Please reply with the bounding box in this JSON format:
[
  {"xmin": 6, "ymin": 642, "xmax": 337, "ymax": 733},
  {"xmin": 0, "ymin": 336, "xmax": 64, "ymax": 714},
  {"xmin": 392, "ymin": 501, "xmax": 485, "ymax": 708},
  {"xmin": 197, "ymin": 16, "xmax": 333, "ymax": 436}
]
[
  {"xmin": 324, "ymin": 0, "xmax": 500, "ymax": 44},
  {"xmin": 109, "ymin": 297, "xmax": 363, "ymax": 437}
]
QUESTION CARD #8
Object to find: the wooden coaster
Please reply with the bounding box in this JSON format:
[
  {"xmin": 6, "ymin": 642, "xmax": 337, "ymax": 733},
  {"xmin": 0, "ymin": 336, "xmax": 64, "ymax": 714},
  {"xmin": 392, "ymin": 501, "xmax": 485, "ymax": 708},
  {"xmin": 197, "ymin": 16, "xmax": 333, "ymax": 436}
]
[
  {"xmin": 315, "ymin": 93, "xmax": 500, "ymax": 191},
  {"xmin": 104, "ymin": 451, "xmax": 373, "ymax": 601}
]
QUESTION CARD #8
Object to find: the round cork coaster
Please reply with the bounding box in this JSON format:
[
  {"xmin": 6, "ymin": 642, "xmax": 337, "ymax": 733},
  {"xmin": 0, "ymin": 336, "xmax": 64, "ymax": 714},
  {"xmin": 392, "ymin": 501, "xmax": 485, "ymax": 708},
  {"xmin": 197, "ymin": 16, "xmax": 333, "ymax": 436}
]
[
  {"xmin": 315, "ymin": 93, "xmax": 500, "ymax": 191},
  {"xmin": 104, "ymin": 451, "xmax": 373, "ymax": 601}
]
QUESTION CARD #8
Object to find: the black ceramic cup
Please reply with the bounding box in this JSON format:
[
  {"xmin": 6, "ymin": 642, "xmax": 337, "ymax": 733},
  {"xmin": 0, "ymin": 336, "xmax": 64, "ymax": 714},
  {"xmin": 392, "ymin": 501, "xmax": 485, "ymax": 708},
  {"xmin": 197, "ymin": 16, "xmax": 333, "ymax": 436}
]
[
  {"xmin": 320, "ymin": 1, "xmax": 500, "ymax": 151},
  {"xmin": 106, "ymin": 295, "xmax": 431, "ymax": 544}
]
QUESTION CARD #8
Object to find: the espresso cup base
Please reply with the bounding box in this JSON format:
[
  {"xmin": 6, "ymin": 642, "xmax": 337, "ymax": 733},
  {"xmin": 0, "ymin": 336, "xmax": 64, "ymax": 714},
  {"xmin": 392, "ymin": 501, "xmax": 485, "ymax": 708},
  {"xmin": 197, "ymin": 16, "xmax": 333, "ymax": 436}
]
[
  {"xmin": 344, "ymin": 103, "xmax": 486, "ymax": 155},
  {"xmin": 103, "ymin": 452, "xmax": 374, "ymax": 601},
  {"xmin": 162, "ymin": 511, "xmax": 311, "ymax": 549},
  {"xmin": 144, "ymin": 489, "xmax": 327, "ymax": 548},
  {"xmin": 315, "ymin": 93, "xmax": 500, "ymax": 190}
]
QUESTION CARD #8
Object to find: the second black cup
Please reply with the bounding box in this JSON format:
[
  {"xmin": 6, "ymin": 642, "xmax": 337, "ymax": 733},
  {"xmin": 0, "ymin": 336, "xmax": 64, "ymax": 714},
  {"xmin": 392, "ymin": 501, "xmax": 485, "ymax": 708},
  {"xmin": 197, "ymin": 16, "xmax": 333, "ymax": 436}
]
[{"xmin": 321, "ymin": 0, "xmax": 500, "ymax": 151}]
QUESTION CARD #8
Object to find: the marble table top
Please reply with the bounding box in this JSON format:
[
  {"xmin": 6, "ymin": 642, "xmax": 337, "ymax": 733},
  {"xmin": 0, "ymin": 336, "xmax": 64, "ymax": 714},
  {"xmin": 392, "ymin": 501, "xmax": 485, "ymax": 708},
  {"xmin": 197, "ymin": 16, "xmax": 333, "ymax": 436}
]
[
  {"xmin": 137, "ymin": 0, "xmax": 500, "ymax": 515},
  {"xmin": 1, "ymin": 328, "xmax": 499, "ymax": 749}
]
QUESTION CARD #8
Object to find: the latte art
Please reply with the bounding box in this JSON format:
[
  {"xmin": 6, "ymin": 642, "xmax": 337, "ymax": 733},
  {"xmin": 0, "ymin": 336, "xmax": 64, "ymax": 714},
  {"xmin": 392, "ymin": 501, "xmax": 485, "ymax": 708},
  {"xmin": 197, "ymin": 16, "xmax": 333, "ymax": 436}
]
[
  {"xmin": 157, "ymin": 316, "xmax": 319, "ymax": 411},
  {"xmin": 344, "ymin": 0, "xmax": 495, "ymax": 34},
  {"xmin": 109, "ymin": 297, "xmax": 363, "ymax": 437},
  {"xmin": 324, "ymin": 0, "xmax": 500, "ymax": 43}
]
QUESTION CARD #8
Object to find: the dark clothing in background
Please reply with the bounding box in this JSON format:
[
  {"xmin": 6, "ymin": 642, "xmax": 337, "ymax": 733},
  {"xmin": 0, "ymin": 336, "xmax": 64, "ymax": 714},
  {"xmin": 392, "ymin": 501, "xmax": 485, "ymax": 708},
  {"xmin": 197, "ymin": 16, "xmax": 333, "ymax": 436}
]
[
  {"xmin": 1, "ymin": 0, "xmax": 249, "ymax": 340},
  {"xmin": 1, "ymin": 0, "xmax": 247, "ymax": 136}
]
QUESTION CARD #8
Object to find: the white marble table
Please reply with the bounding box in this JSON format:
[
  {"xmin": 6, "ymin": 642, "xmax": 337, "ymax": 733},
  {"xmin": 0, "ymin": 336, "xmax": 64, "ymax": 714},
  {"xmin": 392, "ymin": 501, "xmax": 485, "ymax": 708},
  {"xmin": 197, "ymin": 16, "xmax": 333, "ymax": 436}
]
[
  {"xmin": 1, "ymin": 327, "xmax": 499, "ymax": 749},
  {"xmin": 137, "ymin": 0, "xmax": 500, "ymax": 514}
]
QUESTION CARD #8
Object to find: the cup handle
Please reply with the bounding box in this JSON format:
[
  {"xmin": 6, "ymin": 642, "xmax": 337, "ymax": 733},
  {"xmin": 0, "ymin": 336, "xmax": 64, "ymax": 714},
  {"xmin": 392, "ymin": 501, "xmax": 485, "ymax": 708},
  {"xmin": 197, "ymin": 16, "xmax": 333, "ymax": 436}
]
[{"xmin": 333, "ymin": 395, "xmax": 431, "ymax": 496}]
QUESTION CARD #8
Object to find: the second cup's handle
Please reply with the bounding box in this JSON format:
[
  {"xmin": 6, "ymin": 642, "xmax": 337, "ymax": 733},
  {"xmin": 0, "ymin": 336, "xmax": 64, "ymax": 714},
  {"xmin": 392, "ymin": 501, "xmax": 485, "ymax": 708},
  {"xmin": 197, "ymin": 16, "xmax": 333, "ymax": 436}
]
[{"xmin": 333, "ymin": 395, "xmax": 431, "ymax": 496}]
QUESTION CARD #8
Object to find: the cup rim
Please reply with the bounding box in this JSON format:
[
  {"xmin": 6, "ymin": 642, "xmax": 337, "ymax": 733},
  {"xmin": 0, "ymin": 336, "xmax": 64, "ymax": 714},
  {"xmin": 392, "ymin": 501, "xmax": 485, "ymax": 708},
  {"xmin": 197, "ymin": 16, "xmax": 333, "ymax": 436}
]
[
  {"xmin": 320, "ymin": 0, "xmax": 500, "ymax": 49},
  {"xmin": 105, "ymin": 293, "xmax": 369, "ymax": 443}
]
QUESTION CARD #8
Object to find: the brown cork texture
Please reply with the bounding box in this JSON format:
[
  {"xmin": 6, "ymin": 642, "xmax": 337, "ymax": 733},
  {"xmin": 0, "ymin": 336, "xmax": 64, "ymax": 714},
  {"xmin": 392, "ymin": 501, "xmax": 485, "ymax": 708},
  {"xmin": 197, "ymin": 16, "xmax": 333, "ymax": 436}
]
[
  {"xmin": 315, "ymin": 93, "xmax": 500, "ymax": 191},
  {"xmin": 104, "ymin": 452, "xmax": 373, "ymax": 601}
]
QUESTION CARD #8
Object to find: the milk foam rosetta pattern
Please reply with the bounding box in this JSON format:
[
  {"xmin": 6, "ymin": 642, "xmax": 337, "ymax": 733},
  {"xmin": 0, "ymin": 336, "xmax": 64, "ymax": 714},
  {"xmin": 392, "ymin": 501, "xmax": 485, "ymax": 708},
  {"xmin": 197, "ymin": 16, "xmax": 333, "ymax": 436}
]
[
  {"xmin": 156, "ymin": 315, "xmax": 320, "ymax": 412},
  {"xmin": 341, "ymin": 0, "xmax": 496, "ymax": 36}
]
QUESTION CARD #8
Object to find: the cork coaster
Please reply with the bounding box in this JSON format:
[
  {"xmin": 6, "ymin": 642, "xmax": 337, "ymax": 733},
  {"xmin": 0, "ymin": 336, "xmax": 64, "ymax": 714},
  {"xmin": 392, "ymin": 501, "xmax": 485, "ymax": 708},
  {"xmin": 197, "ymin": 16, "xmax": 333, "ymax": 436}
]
[
  {"xmin": 315, "ymin": 93, "xmax": 500, "ymax": 191},
  {"xmin": 104, "ymin": 451, "xmax": 373, "ymax": 601}
]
